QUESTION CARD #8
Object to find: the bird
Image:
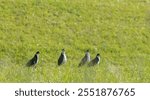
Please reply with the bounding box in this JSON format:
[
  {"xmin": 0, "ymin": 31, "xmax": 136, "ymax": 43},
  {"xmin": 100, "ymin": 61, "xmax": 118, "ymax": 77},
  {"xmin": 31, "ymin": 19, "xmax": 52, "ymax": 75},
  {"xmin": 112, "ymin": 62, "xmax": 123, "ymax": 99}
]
[
  {"xmin": 78, "ymin": 50, "xmax": 90, "ymax": 67},
  {"xmin": 26, "ymin": 51, "xmax": 40, "ymax": 67},
  {"xmin": 88, "ymin": 53, "xmax": 100, "ymax": 67},
  {"xmin": 58, "ymin": 49, "xmax": 67, "ymax": 66}
]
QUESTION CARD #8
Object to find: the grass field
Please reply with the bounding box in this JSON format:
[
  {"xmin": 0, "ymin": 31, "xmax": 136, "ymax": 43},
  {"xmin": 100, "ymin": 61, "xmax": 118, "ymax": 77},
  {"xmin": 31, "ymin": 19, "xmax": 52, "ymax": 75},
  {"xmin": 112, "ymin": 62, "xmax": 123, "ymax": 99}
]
[{"xmin": 0, "ymin": 0, "xmax": 150, "ymax": 82}]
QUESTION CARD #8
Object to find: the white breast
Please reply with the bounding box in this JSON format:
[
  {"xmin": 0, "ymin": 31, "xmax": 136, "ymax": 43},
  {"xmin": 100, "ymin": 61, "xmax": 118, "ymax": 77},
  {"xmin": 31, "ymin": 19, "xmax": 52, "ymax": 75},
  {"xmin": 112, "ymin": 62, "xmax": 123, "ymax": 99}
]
[
  {"xmin": 97, "ymin": 56, "xmax": 100, "ymax": 64},
  {"xmin": 63, "ymin": 54, "xmax": 67, "ymax": 63}
]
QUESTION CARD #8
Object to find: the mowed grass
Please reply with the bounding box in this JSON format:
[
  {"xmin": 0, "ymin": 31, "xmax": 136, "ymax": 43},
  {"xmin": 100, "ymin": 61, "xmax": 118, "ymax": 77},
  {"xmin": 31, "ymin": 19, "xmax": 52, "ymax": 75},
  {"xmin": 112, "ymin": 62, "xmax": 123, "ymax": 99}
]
[{"xmin": 0, "ymin": 0, "xmax": 150, "ymax": 82}]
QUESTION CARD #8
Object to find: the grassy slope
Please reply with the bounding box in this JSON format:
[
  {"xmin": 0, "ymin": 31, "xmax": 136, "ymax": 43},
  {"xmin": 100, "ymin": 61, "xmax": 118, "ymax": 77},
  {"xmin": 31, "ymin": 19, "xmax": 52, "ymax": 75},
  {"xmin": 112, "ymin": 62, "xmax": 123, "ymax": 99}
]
[{"xmin": 0, "ymin": 0, "xmax": 149, "ymax": 82}]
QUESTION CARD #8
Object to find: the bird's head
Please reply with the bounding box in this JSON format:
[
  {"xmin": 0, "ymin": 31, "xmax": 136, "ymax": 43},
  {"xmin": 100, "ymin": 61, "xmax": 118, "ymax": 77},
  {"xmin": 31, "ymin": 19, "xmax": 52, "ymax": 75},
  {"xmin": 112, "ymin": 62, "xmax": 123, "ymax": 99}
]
[
  {"xmin": 62, "ymin": 49, "xmax": 65, "ymax": 54},
  {"xmin": 96, "ymin": 53, "xmax": 100, "ymax": 57},
  {"xmin": 86, "ymin": 49, "xmax": 89, "ymax": 52},
  {"xmin": 85, "ymin": 49, "xmax": 90, "ymax": 55},
  {"xmin": 36, "ymin": 51, "xmax": 40, "ymax": 54}
]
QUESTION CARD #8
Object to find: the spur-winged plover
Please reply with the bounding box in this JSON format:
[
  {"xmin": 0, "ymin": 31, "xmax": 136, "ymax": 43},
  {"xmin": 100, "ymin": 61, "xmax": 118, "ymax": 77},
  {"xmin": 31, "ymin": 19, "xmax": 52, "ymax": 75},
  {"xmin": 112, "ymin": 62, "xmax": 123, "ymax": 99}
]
[
  {"xmin": 26, "ymin": 51, "xmax": 40, "ymax": 67},
  {"xmin": 88, "ymin": 53, "xmax": 100, "ymax": 67},
  {"xmin": 58, "ymin": 49, "xmax": 67, "ymax": 66},
  {"xmin": 78, "ymin": 50, "xmax": 90, "ymax": 67}
]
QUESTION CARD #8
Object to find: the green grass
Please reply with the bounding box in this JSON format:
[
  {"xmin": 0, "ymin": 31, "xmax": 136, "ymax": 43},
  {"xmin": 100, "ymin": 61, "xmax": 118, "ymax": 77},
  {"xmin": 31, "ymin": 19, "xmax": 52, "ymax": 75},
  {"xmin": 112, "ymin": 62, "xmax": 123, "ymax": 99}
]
[{"xmin": 0, "ymin": 0, "xmax": 150, "ymax": 82}]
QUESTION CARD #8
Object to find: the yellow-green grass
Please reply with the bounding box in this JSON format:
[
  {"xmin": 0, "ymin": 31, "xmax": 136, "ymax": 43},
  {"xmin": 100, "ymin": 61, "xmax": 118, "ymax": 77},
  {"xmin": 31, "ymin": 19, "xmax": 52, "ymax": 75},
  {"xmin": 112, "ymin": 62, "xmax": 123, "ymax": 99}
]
[{"xmin": 0, "ymin": 0, "xmax": 150, "ymax": 82}]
